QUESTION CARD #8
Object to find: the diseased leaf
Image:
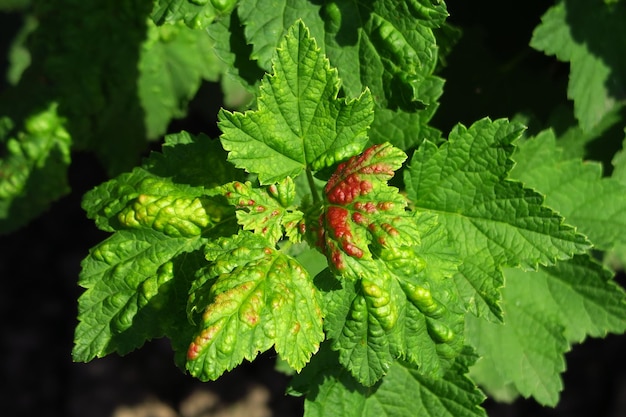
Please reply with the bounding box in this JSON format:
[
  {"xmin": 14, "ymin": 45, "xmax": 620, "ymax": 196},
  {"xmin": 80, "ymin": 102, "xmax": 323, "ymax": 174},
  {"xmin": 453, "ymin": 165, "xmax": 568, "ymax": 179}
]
[
  {"xmin": 321, "ymin": 216, "xmax": 463, "ymax": 385},
  {"xmin": 220, "ymin": 177, "xmax": 305, "ymax": 245},
  {"xmin": 73, "ymin": 229, "xmax": 207, "ymax": 361},
  {"xmin": 405, "ymin": 118, "xmax": 591, "ymax": 319},
  {"xmin": 316, "ymin": 143, "xmax": 464, "ymax": 385},
  {"xmin": 83, "ymin": 133, "xmax": 237, "ymax": 234},
  {"xmin": 186, "ymin": 232, "xmax": 324, "ymax": 380},
  {"xmin": 318, "ymin": 143, "xmax": 415, "ymax": 275},
  {"xmin": 218, "ymin": 21, "xmax": 374, "ymax": 184}
]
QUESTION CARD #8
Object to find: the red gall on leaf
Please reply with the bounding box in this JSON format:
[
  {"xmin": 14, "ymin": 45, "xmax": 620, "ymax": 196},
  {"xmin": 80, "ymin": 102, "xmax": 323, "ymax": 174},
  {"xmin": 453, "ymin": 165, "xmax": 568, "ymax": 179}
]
[{"xmin": 317, "ymin": 143, "xmax": 414, "ymax": 274}]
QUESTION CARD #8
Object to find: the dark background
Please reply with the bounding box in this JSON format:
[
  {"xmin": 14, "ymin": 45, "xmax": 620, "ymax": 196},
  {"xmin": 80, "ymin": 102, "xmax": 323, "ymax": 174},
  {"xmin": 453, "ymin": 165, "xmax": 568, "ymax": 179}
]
[{"xmin": 2, "ymin": 1, "xmax": 626, "ymax": 416}]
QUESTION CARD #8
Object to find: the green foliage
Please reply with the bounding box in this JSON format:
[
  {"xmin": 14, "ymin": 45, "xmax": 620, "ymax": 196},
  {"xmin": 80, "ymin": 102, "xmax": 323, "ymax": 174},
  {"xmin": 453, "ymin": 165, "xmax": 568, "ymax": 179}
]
[
  {"xmin": 531, "ymin": 0, "xmax": 626, "ymax": 132},
  {"xmin": 0, "ymin": 103, "xmax": 71, "ymax": 233},
  {"xmin": 2, "ymin": 1, "xmax": 626, "ymax": 416}
]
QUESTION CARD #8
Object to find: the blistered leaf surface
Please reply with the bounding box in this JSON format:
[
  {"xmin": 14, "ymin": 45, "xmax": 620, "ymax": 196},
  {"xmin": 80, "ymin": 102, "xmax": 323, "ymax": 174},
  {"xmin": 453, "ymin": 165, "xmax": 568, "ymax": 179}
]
[
  {"xmin": 238, "ymin": 0, "xmax": 447, "ymax": 111},
  {"xmin": 316, "ymin": 143, "xmax": 464, "ymax": 385},
  {"xmin": 151, "ymin": 0, "xmax": 236, "ymax": 29},
  {"xmin": 221, "ymin": 177, "xmax": 305, "ymax": 245},
  {"xmin": 186, "ymin": 232, "xmax": 324, "ymax": 380}
]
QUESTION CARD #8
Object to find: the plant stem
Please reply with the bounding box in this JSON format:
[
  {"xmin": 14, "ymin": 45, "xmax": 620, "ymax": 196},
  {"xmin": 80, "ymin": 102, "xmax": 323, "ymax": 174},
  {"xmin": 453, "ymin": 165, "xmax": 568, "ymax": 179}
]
[{"xmin": 307, "ymin": 168, "xmax": 321, "ymax": 205}]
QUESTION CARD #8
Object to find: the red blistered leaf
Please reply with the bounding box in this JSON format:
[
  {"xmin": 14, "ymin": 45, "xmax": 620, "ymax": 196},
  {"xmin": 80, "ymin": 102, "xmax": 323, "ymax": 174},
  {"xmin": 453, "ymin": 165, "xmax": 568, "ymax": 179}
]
[{"xmin": 318, "ymin": 143, "xmax": 417, "ymax": 274}]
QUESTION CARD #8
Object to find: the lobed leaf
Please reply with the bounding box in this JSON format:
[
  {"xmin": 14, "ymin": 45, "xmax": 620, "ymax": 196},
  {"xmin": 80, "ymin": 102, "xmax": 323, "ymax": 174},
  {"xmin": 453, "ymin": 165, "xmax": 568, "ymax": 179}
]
[
  {"xmin": 405, "ymin": 118, "xmax": 591, "ymax": 319},
  {"xmin": 315, "ymin": 143, "xmax": 464, "ymax": 384},
  {"xmin": 238, "ymin": 0, "xmax": 448, "ymax": 111},
  {"xmin": 530, "ymin": 0, "xmax": 626, "ymax": 132},
  {"xmin": 73, "ymin": 229, "xmax": 206, "ymax": 361},
  {"xmin": 468, "ymin": 254, "xmax": 626, "ymax": 405},
  {"xmin": 186, "ymin": 232, "xmax": 324, "ymax": 380},
  {"xmin": 510, "ymin": 129, "xmax": 626, "ymax": 250},
  {"xmin": 290, "ymin": 344, "xmax": 486, "ymax": 417},
  {"xmin": 218, "ymin": 21, "xmax": 374, "ymax": 184},
  {"xmin": 220, "ymin": 177, "xmax": 305, "ymax": 245}
]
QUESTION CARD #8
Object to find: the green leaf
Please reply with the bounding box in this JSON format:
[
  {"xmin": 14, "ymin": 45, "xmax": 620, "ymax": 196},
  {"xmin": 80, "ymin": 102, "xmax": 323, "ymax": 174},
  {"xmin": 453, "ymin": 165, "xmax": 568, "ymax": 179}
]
[
  {"xmin": 206, "ymin": 11, "xmax": 265, "ymax": 91},
  {"xmin": 611, "ymin": 134, "xmax": 626, "ymax": 186},
  {"xmin": 291, "ymin": 344, "xmax": 486, "ymax": 417},
  {"xmin": 218, "ymin": 21, "xmax": 374, "ymax": 184},
  {"xmin": 467, "ymin": 255, "xmax": 626, "ymax": 406},
  {"xmin": 186, "ymin": 231, "xmax": 324, "ymax": 380},
  {"xmin": 0, "ymin": 104, "xmax": 72, "ymax": 234},
  {"xmin": 0, "ymin": 0, "xmax": 155, "ymax": 175},
  {"xmin": 220, "ymin": 177, "xmax": 305, "ymax": 245},
  {"xmin": 315, "ymin": 143, "xmax": 464, "ymax": 384},
  {"xmin": 139, "ymin": 20, "xmax": 223, "ymax": 139},
  {"xmin": 151, "ymin": 0, "xmax": 236, "ymax": 29},
  {"xmin": 510, "ymin": 129, "xmax": 626, "ymax": 250},
  {"xmin": 73, "ymin": 229, "xmax": 206, "ymax": 361},
  {"xmin": 238, "ymin": 0, "xmax": 448, "ymax": 111},
  {"xmin": 82, "ymin": 132, "xmax": 237, "ymax": 234},
  {"xmin": 6, "ymin": 13, "xmax": 36, "ymax": 85},
  {"xmin": 405, "ymin": 118, "xmax": 591, "ymax": 319},
  {"xmin": 368, "ymin": 80, "xmax": 444, "ymax": 151},
  {"xmin": 466, "ymin": 302, "xmax": 567, "ymax": 406},
  {"xmin": 530, "ymin": 0, "xmax": 626, "ymax": 132}
]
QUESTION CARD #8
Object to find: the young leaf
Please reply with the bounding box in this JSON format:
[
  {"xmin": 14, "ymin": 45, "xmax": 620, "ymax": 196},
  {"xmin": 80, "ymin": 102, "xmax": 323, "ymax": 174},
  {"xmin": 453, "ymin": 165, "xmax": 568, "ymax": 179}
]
[
  {"xmin": 467, "ymin": 255, "xmax": 626, "ymax": 406},
  {"xmin": 317, "ymin": 143, "xmax": 416, "ymax": 275},
  {"xmin": 0, "ymin": 104, "xmax": 72, "ymax": 234},
  {"xmin": 220, "ymin": 177, "xmax": 305, "ymax": 245},
  {"xmin": 404, "ymin": 118, "xmax": 591, "ymax": 319},
  {"xmin": 291, "ymin": 344, "xmax": 486, "ymax": 417},
  {"xmin": 186, "ymin": 232, "xmax": 324, "ymax": 381},
  {"xmin": 510, "ymin": 129, "xmax": 626, "ymax": 250},
  {"xmin": 218, "ymin": 20, "xmax": 374, "ymax": 184},
  {"xmin": 530, "ymin": 0, "xmax": 626, "ymax": 132}
]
